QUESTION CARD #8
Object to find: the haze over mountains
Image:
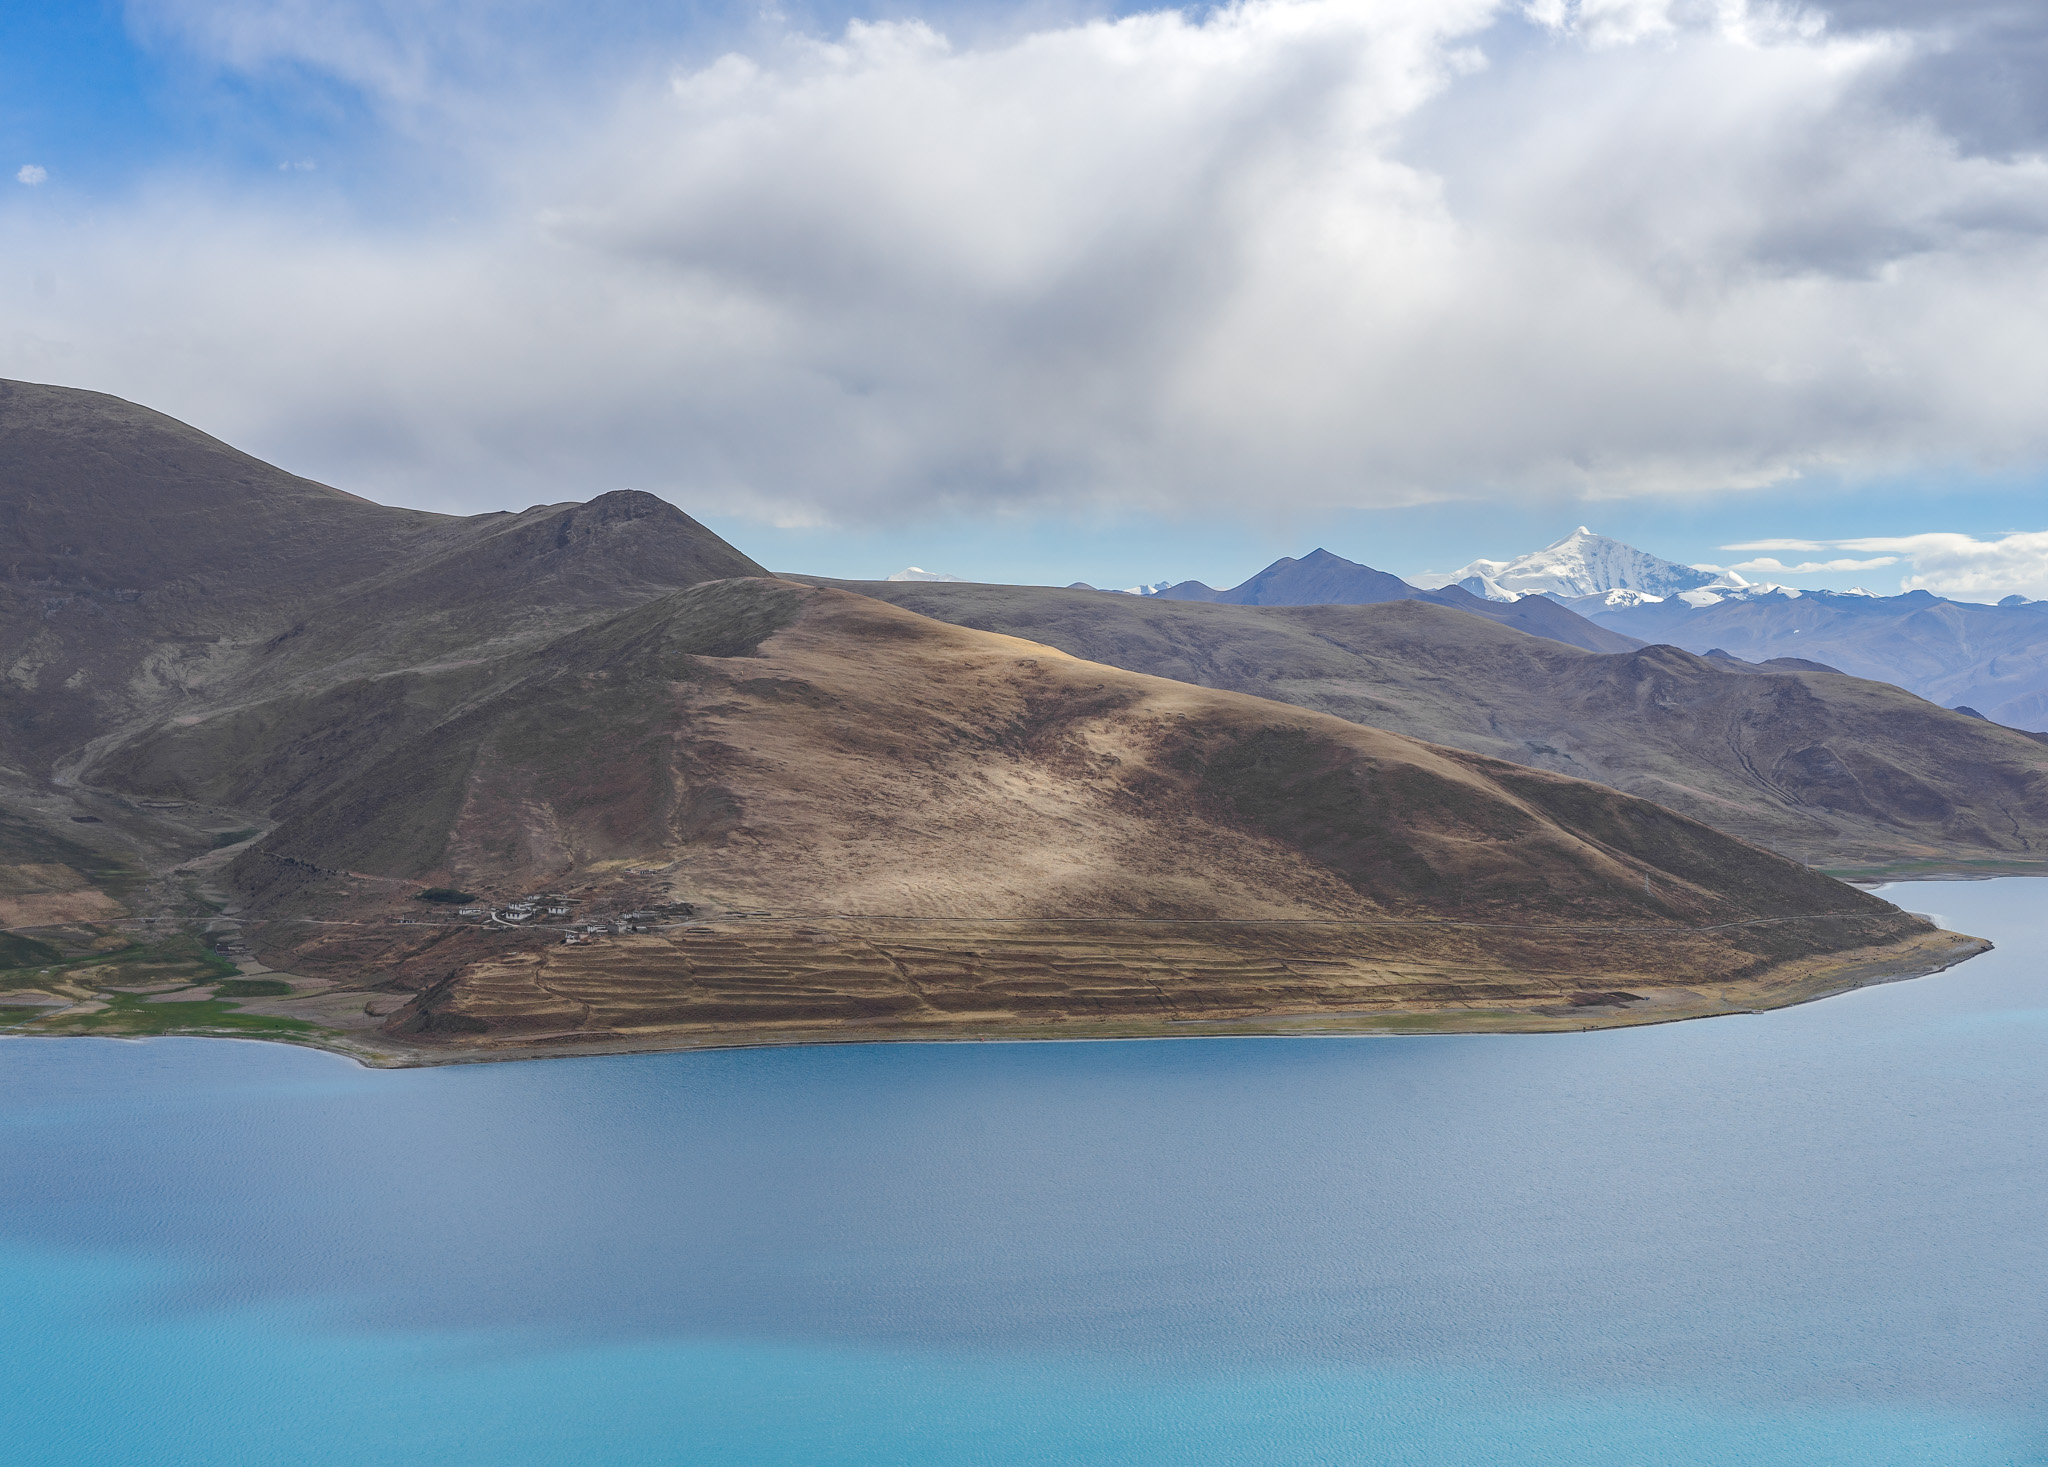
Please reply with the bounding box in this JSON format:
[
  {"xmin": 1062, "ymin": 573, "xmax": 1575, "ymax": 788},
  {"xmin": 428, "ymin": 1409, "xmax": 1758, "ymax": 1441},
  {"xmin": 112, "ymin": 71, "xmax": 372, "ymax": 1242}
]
[
  {"xmin": 1116, "ymin": 527, "xmax": 2048, "ymax": 731},
  {"xmin": 1082, "ymin": 548, "xmax": 1639, "ymax": 655},
  {"xmin": 1455, "ymin": 530, "xmax": 2048, "ymax": 730},
  {"xmin": 1578, "ymin": 592, "xmax": 2048, "ymax": 730},
  {"xmin": 0, "ymin": 381, "xmax": 1984, "ymax": 1059}
]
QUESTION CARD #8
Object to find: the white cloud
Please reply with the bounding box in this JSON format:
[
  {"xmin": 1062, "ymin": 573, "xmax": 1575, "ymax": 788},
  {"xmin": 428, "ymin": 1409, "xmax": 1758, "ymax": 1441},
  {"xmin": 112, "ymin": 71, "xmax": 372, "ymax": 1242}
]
[
  {"xmin": 7, "ymin": 1, "xmax": 2048, "ymax": 525},
  {"xmin": 1718, "ymin": 530, "xmax": 2048, "ymax": 598},
  {"xmin": 1528, "ymin": 0, "xmax": 1687, "ymax": 49},
  {"xmin": 15, "ymin": 165, "xmax": 47, "ymax": 186},
  {"xmin": 1833, "ymin": 531, "xmax": 2048, "ymax": 599},
  {"xmin": 1723, "ymin": 554, "xmax": 1900, "ymax": 574}
]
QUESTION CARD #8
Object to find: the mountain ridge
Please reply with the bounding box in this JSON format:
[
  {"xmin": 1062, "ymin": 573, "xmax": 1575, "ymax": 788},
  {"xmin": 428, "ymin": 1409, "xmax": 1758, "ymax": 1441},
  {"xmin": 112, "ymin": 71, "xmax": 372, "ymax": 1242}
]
[
  {"xmin": 1101, "ymin": 547, "xmax": 1639, "ymax": 654},
  {"xmin": 1579, "ymin": 586, "xmax": 2048, "ymax": 730},
  {"xmin": 826, "ymin": 579, "xmax": 2048, "ymax": 868}
]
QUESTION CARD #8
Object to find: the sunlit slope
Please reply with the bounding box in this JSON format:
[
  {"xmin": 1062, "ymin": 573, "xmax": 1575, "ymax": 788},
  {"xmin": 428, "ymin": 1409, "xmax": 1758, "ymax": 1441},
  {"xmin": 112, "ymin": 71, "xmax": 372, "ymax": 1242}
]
[
  {"xmin": 181, "ymin": 580, "xmax": 1888, "ymax": 921},
  {"xmin": 834, "ymin": 581, "xmax": 2048, "ymax": 868},
  {"xmin": 79, "ymin": 579, "xmax": 1955, "ymax": 1052}
]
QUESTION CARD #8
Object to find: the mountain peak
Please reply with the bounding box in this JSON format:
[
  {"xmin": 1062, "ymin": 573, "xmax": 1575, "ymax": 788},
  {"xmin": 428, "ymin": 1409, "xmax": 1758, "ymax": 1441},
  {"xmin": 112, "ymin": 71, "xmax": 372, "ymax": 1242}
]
[
  {"xmin": 1211, "ymin": 548, "xmax": 1414, "ymax": 607},
  {"xmin": 1445, "ymin": 530, "xmax": 1747, "ymax": 603}
]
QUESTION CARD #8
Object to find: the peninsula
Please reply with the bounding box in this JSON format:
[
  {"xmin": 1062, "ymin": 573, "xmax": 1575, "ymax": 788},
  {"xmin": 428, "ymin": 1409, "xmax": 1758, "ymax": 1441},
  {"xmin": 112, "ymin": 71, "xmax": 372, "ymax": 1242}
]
[{"xmin": 0, "ymin": 382, "xmax": 1989, "ymax": 1064}]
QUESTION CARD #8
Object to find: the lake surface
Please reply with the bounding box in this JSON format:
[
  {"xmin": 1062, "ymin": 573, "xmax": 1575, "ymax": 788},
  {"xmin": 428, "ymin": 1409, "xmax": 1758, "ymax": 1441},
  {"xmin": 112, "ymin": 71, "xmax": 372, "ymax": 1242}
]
[{"xmin": 4, "ymin": 877, "xmax": 2046, "ymax": 1466}]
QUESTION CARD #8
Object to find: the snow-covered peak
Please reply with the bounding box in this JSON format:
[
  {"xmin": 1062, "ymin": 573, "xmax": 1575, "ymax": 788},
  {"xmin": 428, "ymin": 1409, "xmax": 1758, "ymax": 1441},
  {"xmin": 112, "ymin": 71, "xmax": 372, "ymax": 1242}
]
[
  {"xmin": 886, "ymin": 566, "xmax": 966, "ymax": 583},
  {"xmin": 1445, "ymin": 528, "xmax": 1749, "ymax": 603},
  {"xmin": 1114, "ymin": 581, "xmax": 1177, "ymax": 597},
  {"xmin": 1452, "ymin": 570, "xmax": 1517, "ymax": 601}
]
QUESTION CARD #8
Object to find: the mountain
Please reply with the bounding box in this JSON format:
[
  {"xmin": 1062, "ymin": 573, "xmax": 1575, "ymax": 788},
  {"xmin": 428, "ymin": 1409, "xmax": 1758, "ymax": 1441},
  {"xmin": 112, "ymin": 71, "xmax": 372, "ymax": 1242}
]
[
  {"xmin": 824, "ymin": 579, "xmax": 2048, "ymax": 868},
  {"xmin": 1439, "ymin": 527, "xmax": 1748, "ymax": 603},
  {"xmin": 1180, "ymin": 547, "xmax": 1420, "ymax": 605},
  {"xmin": 1144, "ymin": 579, "xmax": 1223, "ymax": 599},
  {"xmin": 1136, "ymin": 547, "xmax": 1638, "ymax": 654},
  {"xmin": 0, "ymin": 380, "xmax": 768, "ymax": 771},
  {"xmin": 885, "ymin": 567, "xmax": 965, "ymax": 582},
  {"xmin": 0, "ymin": 381, "xmax": 1971, "ymax": 1058},
  {"xmin": 192, "ymin": 581, "xmax": 1949, "ymax": 1050},
  {"xmin": 1579, "ymin": 588, "xmax": 2048, "ymax": 731}
]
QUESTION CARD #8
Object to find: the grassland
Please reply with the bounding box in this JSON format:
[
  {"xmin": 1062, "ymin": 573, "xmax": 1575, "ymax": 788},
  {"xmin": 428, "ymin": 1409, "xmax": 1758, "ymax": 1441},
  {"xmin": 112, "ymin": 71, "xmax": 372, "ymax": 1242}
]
[
  {"xmin": 29, "ymin": 989, "xmax": 323, "ymax": 1041},
  {"xmin": 0, "ymin": 931, "xmax": 336, "ymax": 1045},
  {"xmin": 0, "ymin": 931, "xmax": 236, "ymax": 992}
]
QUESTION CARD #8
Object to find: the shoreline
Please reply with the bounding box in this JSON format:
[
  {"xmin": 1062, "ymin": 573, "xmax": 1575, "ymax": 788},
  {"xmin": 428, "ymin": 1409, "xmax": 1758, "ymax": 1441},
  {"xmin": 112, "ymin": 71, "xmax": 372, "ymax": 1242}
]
[{"xmin": 3, "ymin": 929, "xmax": 1990, "ymax": 1070}]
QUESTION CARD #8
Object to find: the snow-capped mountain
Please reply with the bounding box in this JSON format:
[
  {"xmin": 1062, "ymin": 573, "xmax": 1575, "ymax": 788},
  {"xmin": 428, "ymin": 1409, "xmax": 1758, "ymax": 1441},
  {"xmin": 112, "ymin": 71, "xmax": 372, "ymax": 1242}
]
[
  {"xmin": 886, "ymin": 566, "xmax": 966, "ymax": 583},
  {"xmin": 1114, "ymin": 581, "xmax": 1178, "ymax": 597},
  {"xmin": 1440, "ymin": 528, "xmax": 1750, "ymax": 603}
]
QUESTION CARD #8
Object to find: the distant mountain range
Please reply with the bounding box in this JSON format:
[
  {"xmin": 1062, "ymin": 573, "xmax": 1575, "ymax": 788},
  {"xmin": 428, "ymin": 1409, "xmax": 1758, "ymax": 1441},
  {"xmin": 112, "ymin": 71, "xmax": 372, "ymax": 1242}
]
[
  {"xmin": 1574, "ymin": 589, "xmax": 2048, "ymax": 730},
  {"xmin": 1116, "ymin": 529, "xmax": 2048, "ymax": 730},
  {"xmin": 1075, "ymin": 547, "xmax": 1639, "ymax": 655}
]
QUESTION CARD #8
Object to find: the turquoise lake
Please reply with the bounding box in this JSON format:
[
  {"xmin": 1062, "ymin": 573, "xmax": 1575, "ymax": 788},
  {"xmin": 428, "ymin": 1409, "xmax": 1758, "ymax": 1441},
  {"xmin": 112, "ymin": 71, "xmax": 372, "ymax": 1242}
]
[{"xmin": 4, "ymin": 877, "xmax": 2045, "ymax": 1465}]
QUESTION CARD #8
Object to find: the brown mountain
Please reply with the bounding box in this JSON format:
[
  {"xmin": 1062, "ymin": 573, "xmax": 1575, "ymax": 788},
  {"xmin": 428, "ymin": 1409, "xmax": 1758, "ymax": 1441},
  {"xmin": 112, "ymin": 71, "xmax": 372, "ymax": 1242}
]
[
  {"xmin": 0, "ymin": 382, "xmax": 1982, "ymax": 1060},
  {"xmin": 0, "ymin": 380, "xmax": 765, "ymax": 768},
  {"xmin": 170, "ymin": 580, "xmax": 1956, "ymax": 1054},
  {"xmin": 822, "ymin": 579, "xmax": 2048, "ymax": 869}
]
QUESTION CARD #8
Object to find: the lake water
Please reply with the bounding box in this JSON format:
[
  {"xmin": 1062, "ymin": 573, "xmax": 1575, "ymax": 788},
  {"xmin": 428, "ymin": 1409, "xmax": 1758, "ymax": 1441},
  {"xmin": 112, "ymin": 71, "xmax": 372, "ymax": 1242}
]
[{"xmin": 4, "ymin": 877, "xmax": 2045, "ymax": 1466}]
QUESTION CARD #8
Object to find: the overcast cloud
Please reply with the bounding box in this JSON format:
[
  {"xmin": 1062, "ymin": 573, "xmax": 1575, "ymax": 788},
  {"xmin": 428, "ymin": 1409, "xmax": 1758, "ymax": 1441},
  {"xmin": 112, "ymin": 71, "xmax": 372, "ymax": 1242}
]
[{"xmin": 6, "ymin": 0, "xmax": 2048, "ymax": 525}]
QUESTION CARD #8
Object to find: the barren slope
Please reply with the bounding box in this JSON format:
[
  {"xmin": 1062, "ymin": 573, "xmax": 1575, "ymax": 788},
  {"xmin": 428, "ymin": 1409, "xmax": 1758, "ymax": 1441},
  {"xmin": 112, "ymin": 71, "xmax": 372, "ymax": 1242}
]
[
  {"xmin": 830, "ymin": 580, "xmax": 2048, "ymax": 868},
  {"xmin": 0, "ymin": 380, "xmax": 766, "ymax": 772},
  {"xmin": 74, "ymin": 579, "xmax": 1946, "ymax": 1059}
]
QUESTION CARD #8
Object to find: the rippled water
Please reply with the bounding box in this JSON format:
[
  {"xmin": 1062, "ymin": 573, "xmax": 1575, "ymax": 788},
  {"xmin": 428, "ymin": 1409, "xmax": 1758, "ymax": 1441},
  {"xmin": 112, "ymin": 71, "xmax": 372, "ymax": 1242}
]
[{"xmin": 4, "ymin": 878, "xmax": 2046, "ymax": 1465}]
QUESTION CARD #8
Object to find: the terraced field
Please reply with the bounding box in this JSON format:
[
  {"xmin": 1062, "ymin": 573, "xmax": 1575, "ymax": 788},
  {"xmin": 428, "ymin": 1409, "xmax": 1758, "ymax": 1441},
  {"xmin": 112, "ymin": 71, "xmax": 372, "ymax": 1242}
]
[{"xmin": 312, "ymin": 916, "xmax": 1982, "ymax": 1058}]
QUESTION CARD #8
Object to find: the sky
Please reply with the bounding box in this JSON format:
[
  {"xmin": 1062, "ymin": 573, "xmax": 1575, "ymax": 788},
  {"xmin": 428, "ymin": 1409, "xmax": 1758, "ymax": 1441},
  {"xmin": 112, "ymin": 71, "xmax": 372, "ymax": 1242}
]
[{"xmin": 5, "ymin": 0, "xmax": 2048, "ymax": 598}]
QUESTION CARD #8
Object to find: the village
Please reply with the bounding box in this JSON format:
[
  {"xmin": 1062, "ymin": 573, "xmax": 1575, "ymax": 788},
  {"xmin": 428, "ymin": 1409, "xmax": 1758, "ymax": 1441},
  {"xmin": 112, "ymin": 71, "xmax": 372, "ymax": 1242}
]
[{"xmin": 449, "ymin": 894, "xmax": 709, "ymax": 944}]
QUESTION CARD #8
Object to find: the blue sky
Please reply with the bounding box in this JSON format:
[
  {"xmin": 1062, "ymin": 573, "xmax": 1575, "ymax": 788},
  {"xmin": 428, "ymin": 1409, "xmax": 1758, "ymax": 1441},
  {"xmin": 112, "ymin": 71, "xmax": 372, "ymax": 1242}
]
[{"xmin": 7, "ymin": 1, "xmax": 2048, "ymax": 597}]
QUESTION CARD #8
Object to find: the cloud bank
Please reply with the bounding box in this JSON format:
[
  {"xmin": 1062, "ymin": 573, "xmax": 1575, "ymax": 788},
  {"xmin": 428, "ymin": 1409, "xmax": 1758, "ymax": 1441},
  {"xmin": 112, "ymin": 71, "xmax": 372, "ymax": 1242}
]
[
  {"xmin": 1727, "ymin": 531, "xmax": 2048, "ymax": 600},
  {"xmin": 7, "ymin": 0, "xmax": 2048, "ymax": 522}
]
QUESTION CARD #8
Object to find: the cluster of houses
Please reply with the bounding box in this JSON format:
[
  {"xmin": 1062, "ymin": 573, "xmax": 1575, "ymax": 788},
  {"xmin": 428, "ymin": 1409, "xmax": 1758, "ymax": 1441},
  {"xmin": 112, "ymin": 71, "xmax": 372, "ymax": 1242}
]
[
  {"xmin": 444, "ymin": 893, "xmax": 694, "ymax": 945},
  {"xmin": 562, "ymin": 909, "xmax": 674, "ymax": 944},
  {"xmin": 470, "ymin": 895, "xmax": 574, "ymax": 926}
]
